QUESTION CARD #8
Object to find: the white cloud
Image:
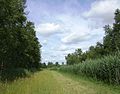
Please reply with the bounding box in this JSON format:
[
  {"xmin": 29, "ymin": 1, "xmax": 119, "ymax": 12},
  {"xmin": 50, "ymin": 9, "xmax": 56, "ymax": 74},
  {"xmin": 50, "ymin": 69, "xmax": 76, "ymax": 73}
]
[
  {"xmin": 42, "ymin": 40, "xmax": 48, "ymax": 45},
  {"xmin": 60, "ymin": 0, "xmax": 120, "ymax": 45},
  {"xmin": 83, "ymin": 0, "xmax": 120, "ymax": 24},
  {"xmin": 35, "ymin": 23, "xmax": 61, "ymax": 36},
  {"xmin": 61, "ymin": 30, "xmax": 90, "ymax": 44},
  {"xmin": 58, "ymin": 45, "xmax": 74, "ymax": 51},
  {"xmin": 63, "ymin": 28, "xmax": 103, "ymax": 44},
  {"xmin": 59, "ymin": 15, "xmax": 104, "ymax": 44},
  {"xmin": 32, "ymin": 0, "xmax": 120, "ymax": 63},
  {"xmin": 58, "ymin": 45, "xmax": 68, "ymax": 51}
]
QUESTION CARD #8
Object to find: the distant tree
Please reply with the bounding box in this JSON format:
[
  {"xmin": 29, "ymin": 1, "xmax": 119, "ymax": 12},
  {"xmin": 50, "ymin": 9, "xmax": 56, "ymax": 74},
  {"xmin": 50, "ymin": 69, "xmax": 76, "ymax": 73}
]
[
  {"xmin": 62, "ymin": 62, "xmax": 64, "ymax": 65},
  {"xmin": 55, "ymin": 62, "xmax": 59, "ymax": 66},
  {"xmin": 66, "ymin": 48, "xmax": 83, "ymax": 65},
  {"xmin": 87, "ymin": 46, "xmax": 96, "ymax": 59},
  {"xmin": 95, "ymin": 42, "xmax": 105, "ymax": 57},
  {"xmin": 47, "ymin": 62, "xmax": 54, "ymax": 67},
  {"xmin": 103, "ymin": 25, "xmax": 114, "ymax": 53},
  {"xmin": 65, "ymin": 54, "xmax": 75, "ymax": 65},
  {"xmin": 113, "ymin": 9, "xmax": 120, "ymax": 51},
  {"xmin": 41, "ymin": 63, "xmax": 47, "ymax": 68},
  {"xmin": 103, "ymin": 9, "xmax": 120, "ymax": 54},
  {"xmin": 75, "ymin": 49, "xmax": 82, "ymax": 56},
  {"xmin": 81, "ymin": 52, "xmax": 87, "ymax": 61}
]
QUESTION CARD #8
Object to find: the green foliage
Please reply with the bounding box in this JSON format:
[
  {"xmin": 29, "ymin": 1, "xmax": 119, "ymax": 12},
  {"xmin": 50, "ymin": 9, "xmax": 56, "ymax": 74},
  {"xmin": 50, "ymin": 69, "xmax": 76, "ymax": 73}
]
[
  {"xmin": 47, "ymin": 62, "xmax": 54, "ymax": 68},
  {"xmin": 103, "ymin": 9, "xmax": 120, "ymax": 54},
  {"xmin": 47, "ymin": 62, "xmax": 60, "ymax": 68},
  {"xmin": 0, "ymin": 68, "xmax": 31, "ymax": 82},
  {"xmin": 41, "ymin": 63, "xmax": 47, "ymax": 68},
  {"xmin": 55, "ymin": 62, "xmax": 59, "ymax": 66},
  {"xmin": 60, "ymin": 53, "xmax": 120, "ymax": 85},
  {"xmin": 0, "ymin": 0, "xmax": 41, "ymax": 81},
  {"xmin": 66, "ymin": 48, "xmax": 84, "ymax": 65}
]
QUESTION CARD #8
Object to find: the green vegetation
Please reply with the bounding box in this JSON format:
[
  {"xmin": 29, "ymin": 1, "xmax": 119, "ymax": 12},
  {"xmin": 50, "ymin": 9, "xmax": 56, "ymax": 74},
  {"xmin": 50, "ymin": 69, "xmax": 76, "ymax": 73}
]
[
  {"xmin": 40, "ymin": 62, "xmax": 60, "ymax": 69},
  {"xmin": 0, "ymin": 68, "xmax": 32, "ymax": 81},
  {"xmin": 62, "ymin": 9, "xmax": 120, "ymax": 85},
  {"xmin": 0, "ymin": 70, "xmax": 120, "ymax": 94},
  {"xmin": 59, "ymin": 53, "xmax": 120, "ymax": 84},
  {"xmin": 0, "ymin": 0, "xmax": 41, "ymax": 81},
  {"xmin": 0, "ymin": 0, "xmax": 120, "ymax": 93},
  {"xmin": 65, "ymin": 9, "xmax": 120, "ymax": 65}
]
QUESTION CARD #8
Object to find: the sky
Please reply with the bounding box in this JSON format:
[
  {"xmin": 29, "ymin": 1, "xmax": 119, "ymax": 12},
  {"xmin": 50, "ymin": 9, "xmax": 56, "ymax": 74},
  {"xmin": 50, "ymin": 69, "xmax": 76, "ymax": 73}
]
[{"xmin": 26, "ymin": 0, "xmax": 120, "ymax": 64}]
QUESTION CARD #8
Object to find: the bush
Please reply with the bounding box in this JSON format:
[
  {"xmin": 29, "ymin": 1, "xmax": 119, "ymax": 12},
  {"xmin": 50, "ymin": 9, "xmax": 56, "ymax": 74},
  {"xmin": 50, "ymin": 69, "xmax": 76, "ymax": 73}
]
[
  {"xmin": 0, "ymin": 68, "xmax": 31, "ymax": 82},
  {"xmin": 58, "ymin": 53, "xmax": 120, "ymax": 85}
]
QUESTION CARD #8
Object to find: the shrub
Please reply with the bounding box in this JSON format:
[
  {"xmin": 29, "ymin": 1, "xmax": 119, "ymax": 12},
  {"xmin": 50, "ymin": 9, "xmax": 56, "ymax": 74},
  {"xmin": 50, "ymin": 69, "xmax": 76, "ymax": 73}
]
[
  {"xmin": 58, "ymin": 53, "xmax": 120, "ymax": 85},
  {"xmin": 0, "ymin": 68, "xmax": 31, "ymax": 82}
]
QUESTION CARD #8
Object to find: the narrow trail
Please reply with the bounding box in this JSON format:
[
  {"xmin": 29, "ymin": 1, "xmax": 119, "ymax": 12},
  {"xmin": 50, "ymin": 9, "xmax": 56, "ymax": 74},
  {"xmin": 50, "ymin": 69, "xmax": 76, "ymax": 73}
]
[{"xmin": 1, "ymin": 70, "xmax": 119, "ymax": 94}]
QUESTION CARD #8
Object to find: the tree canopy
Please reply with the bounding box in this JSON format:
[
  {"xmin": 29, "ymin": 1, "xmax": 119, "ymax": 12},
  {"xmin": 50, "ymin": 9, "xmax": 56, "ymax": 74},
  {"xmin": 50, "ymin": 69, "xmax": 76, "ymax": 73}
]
[{"xmin": 0, "ymin": 0, "xmax": 41, "ymax": 71}]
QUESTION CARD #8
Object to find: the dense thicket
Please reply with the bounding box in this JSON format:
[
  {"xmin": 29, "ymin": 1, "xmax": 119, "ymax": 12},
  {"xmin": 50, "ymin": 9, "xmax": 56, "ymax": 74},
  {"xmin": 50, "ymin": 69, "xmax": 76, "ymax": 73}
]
[
  {"xmin": 66, "ymin": 9, "xmax": 120, "ymax": 65},
  {"xmin": 59, "ymin": 53, "xmax": 120, "ymax": 85},
  {"xmin": 0, "ymin": 0, "xmax": 41, "ymax": 80}
]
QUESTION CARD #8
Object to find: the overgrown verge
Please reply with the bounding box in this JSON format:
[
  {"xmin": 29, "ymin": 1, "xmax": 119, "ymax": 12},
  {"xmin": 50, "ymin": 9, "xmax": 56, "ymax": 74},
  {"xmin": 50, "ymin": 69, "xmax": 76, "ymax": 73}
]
[
  {"xmin": 0, "ymin": 68, "xmax": 30, "ymax": 82},
  {"xmin": 0, "ymin": 68, "xmax": 41, "ymax": 82},
  {"xmin": 58, "ymin": 53, "xmax": 120, "ymax": 85}
]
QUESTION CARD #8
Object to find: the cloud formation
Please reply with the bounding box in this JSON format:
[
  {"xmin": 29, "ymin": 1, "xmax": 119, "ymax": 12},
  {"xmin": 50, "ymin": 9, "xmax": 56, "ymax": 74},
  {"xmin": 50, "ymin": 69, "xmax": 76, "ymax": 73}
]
[
  {"xmin": 26, "ymin": 0, "xmax": 120, "ymax": 63},
  {"xmin": 83, "ymin": 0, "xmax": 120, "ymax": 24},
  {"xmin": 35, "ymin": 23, "xmax": 61, "ymax": 36}
]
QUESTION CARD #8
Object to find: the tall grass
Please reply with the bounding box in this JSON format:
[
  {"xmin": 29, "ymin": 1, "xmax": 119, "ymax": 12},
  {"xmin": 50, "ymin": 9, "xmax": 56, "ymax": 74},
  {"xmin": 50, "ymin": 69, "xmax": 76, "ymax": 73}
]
[
  {"xmin": 59, "ymin": 53, "xmax": 120, "ymax": 85},
  {"xmin": 1, "ymin": 70, "xmax": 120, "ymax": 94},
  {"xmin": 0, "ymin": 68, "xmax": 38, "ymax": 82}
]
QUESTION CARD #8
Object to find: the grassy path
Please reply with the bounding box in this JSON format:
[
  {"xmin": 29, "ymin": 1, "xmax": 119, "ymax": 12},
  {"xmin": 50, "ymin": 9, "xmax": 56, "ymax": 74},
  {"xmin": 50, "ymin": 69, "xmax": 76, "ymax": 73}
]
[{"xmin": 0, "ymin": 70, "xmax": 120, "ymax": 94}]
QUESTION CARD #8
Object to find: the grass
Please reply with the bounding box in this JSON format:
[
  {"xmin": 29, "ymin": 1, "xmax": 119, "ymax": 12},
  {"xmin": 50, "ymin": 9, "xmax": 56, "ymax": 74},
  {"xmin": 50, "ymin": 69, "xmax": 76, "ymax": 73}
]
[
  {"xmin": 58, "ymin": 70, "xmax": 120, "ymax": 94},
  {"xmin": 0, "ymin": 70, "xmax": 120, "ymax": 94},
  {"xmin": 58, "ymin": 53, "xmax": 120, "ymax": 84},
  {"xmin": 0, "ymin": 70, "xmax": 62, "ymax": 94}
]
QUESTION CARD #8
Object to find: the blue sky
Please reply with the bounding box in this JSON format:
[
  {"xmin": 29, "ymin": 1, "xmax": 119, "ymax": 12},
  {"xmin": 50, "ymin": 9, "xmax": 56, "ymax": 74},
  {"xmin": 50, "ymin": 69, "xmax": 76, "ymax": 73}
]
[{"xmin": 26, "ymin": 0, "xmax": 120, "ymax": 64}]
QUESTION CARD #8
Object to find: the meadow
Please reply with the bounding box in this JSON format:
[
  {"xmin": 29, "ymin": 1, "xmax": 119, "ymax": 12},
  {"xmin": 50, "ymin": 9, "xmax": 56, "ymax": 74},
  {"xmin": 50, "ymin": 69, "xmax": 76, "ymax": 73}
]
[{"xmin": 0, "ymin": 70, "xmax": 120, "ymax": 94}]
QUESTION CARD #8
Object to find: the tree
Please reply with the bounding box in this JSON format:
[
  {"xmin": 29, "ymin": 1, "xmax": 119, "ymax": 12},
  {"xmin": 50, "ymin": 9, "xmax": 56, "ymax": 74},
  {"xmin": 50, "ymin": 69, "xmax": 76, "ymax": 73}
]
[
  {"xmin": 65, "ymin": 49, "xmax": 83, "ymax": 65},
  {"xmin": 113, "ymin": 9, "xmax": 120, "ymax": 51},
  {"xmin": 62, "ymin": 62, "xmax": 64, "ymax": 65},
  {"xmin": 41, "ymin": 63, "xmax": 47, "ymax": 68},
  {"xmin": 47, "ymin": 62, "xmax": 54, "ymax": 67},
  {"xmin": 86, "ymin": 46, "xmax": 96, "ymax": 59},
  {"xmin": 55, "ymin": 62, "xmax": 59, "ymax": 66},
  {"xmin": 103, "ymin": 25, "xmax": 114, "ymax": 53},
  {"xmin": 95, "ymin": 42, "xmax": 105, "ymax": 57},
  {"xmin": 65, "ymin": 54, "xmax": 75, "ymax": 65},
  {"xmin": 103, "ymin": 9, "xmax": 120, "ymax": 54},
  {"xmin": 0, "ymin": 0, "xmax": 41, "ymax": 72}
]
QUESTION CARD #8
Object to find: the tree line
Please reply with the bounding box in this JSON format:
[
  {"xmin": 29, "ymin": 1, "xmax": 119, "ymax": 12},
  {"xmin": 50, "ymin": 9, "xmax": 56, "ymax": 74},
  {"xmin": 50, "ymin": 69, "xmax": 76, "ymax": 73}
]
[
  {"xmin": 0, "ymin": 0, "xmax": 41, "ymax": 80},
  {"xmin": 66, "ymin": 9, "xmax": 120, "ymax": 65},
  {"xmin": 41, "ymin": 62, "xmax": 64, "ymax": 68}
]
